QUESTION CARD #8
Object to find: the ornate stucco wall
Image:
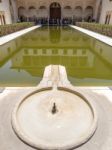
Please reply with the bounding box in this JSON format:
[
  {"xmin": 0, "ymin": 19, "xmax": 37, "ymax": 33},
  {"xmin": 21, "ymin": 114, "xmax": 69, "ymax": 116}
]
[
  {"xmin": 0, "ymin": 0, "xmax": 18, "ymax": 24},
  {"xmin": 99, "ymin": 0, "xmax": 112, "ymax": 24},
  {"xmin": 0, "ymin": 0, "xmax": 112, "ymax": 24},
  {"xmin": 17, "ymin": 0, "xmax": 96, "ymax": 22},
  {"xmin": 0, "ymin": 0, "xmax": 12, "ymax": 24}
]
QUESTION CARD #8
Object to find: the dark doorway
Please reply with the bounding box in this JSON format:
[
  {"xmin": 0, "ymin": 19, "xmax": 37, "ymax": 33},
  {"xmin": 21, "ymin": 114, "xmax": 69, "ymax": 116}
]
[{"xmin": 50, "ymin": 2, "xmax": 61, "ymax": 19}]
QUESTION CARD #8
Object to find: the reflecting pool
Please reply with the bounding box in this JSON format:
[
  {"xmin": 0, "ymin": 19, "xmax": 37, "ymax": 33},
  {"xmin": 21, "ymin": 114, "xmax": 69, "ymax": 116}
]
[{"xmin": 0, "ymin": 26, "xmax": 112, "ymax": 86}]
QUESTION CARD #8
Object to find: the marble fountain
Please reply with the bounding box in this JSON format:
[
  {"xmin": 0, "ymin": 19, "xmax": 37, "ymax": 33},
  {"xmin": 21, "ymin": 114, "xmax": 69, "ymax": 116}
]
[{"xmin": 11, "ymin": 65, "xmax": 98, "ymax": 150}]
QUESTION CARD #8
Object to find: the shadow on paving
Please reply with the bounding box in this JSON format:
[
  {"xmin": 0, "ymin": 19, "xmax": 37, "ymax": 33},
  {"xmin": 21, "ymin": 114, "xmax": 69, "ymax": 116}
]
[{"xmin": 0, "ymin": 88, "xmax": 5, "ymax": 93}]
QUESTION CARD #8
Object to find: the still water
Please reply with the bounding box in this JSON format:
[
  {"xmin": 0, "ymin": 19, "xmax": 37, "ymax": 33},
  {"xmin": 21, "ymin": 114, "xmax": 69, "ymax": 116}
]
[{"xmin": 0, "ymin": 26, "xmax": 112, "ymax": 86}]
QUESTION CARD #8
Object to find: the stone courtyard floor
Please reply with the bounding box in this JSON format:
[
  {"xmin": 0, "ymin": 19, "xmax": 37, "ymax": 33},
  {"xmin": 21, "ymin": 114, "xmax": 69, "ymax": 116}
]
[
  {"xmin": 0, "ymin": 87, "xmax": 112, "ymax": 150},
  {"xmin": 0, "ymin": 25, "xmax": 112, "ymax": 149}
]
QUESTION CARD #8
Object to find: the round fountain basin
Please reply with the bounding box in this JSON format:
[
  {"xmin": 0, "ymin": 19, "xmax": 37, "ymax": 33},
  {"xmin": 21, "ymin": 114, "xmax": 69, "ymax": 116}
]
[{"xmin": 12, "ymin": 89, "xmax": 97, "ymax": 150}]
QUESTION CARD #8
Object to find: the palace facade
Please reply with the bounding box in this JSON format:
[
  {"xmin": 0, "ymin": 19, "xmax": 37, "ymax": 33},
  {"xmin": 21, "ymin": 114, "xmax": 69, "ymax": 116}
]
[{"xmin": 0, "ymin": 0, "xmax": 112, "ymax": 25}]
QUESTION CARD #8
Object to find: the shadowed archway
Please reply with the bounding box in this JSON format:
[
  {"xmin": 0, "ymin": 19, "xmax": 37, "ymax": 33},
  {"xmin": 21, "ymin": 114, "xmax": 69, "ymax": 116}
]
[{"xmin": 50, "ymin": 2, "xmax": 61, "ymax": 19}]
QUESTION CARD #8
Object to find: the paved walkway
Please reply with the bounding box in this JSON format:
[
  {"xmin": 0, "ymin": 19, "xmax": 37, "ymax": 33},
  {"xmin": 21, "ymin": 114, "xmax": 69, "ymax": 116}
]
[
  {"xmin": 70, "ymin": 25, "xmax": 112, "ymax": 47},
  {"xmin": 0, "ymin": 25, "xmax": 41, "ymax": 45}
]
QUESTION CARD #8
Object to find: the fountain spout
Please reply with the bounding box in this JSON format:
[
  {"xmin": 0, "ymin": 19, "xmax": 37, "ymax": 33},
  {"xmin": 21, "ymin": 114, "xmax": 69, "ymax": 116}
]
[{"xmin": 51, "ymin": 103, "xmax": 58, "ymax": 114}]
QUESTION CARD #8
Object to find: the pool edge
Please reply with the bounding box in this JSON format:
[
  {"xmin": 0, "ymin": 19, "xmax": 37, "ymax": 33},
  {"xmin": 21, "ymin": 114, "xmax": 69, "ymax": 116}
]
[
  {"xmin": 70, "ymin": 25, "xmax": 112, "ymax": 47},
  {"xmin": 0, "ymin": 25, "xmax": 41, "ymax": 46}
]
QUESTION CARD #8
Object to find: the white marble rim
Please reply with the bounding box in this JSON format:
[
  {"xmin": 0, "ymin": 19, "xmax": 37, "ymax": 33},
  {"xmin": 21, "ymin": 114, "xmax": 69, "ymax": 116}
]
[
  {"xmin": 11, "ymin": 87, "xmax": 98, "ymax": 150},
  {"xmin": 70, "ymin": 25, "xmax": 112, "ymax": 47},
  {"xmin": 0, "ymin": 25, "xmax": 41, "ymax": 46}
]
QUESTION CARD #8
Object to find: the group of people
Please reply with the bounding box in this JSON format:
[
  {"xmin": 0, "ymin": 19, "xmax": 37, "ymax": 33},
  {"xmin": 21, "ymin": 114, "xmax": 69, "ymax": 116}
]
[
  {"xmin": 37, "ymin": 18, "xmax": 73, "ymax": 25},
  {"xmin": 19, "ymin": 16, "xmax": 95, "ymax": 25}
]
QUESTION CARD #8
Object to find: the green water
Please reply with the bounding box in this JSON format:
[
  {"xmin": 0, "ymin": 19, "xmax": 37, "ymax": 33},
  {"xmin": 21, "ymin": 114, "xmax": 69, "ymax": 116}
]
[{"xmin": 0, "ymin": 26, "xmax": 112, "ymax": 86}]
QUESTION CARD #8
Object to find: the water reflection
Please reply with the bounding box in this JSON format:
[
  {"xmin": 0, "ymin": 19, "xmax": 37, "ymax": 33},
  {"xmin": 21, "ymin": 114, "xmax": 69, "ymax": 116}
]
[
  {"xmin": 0, "ymin": 26, "xmax": 112, "ymax": 86},
  {"xmin": 49, "ymin": 26, "xmax": 61, "ymax": 43}
]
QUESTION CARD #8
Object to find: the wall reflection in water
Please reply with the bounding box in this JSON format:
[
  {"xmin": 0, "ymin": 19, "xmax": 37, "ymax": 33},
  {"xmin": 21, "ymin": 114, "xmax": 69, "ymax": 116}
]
[{"xmin": 0, "ymin": 26, "xmax": 112, "ymax": 86}]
